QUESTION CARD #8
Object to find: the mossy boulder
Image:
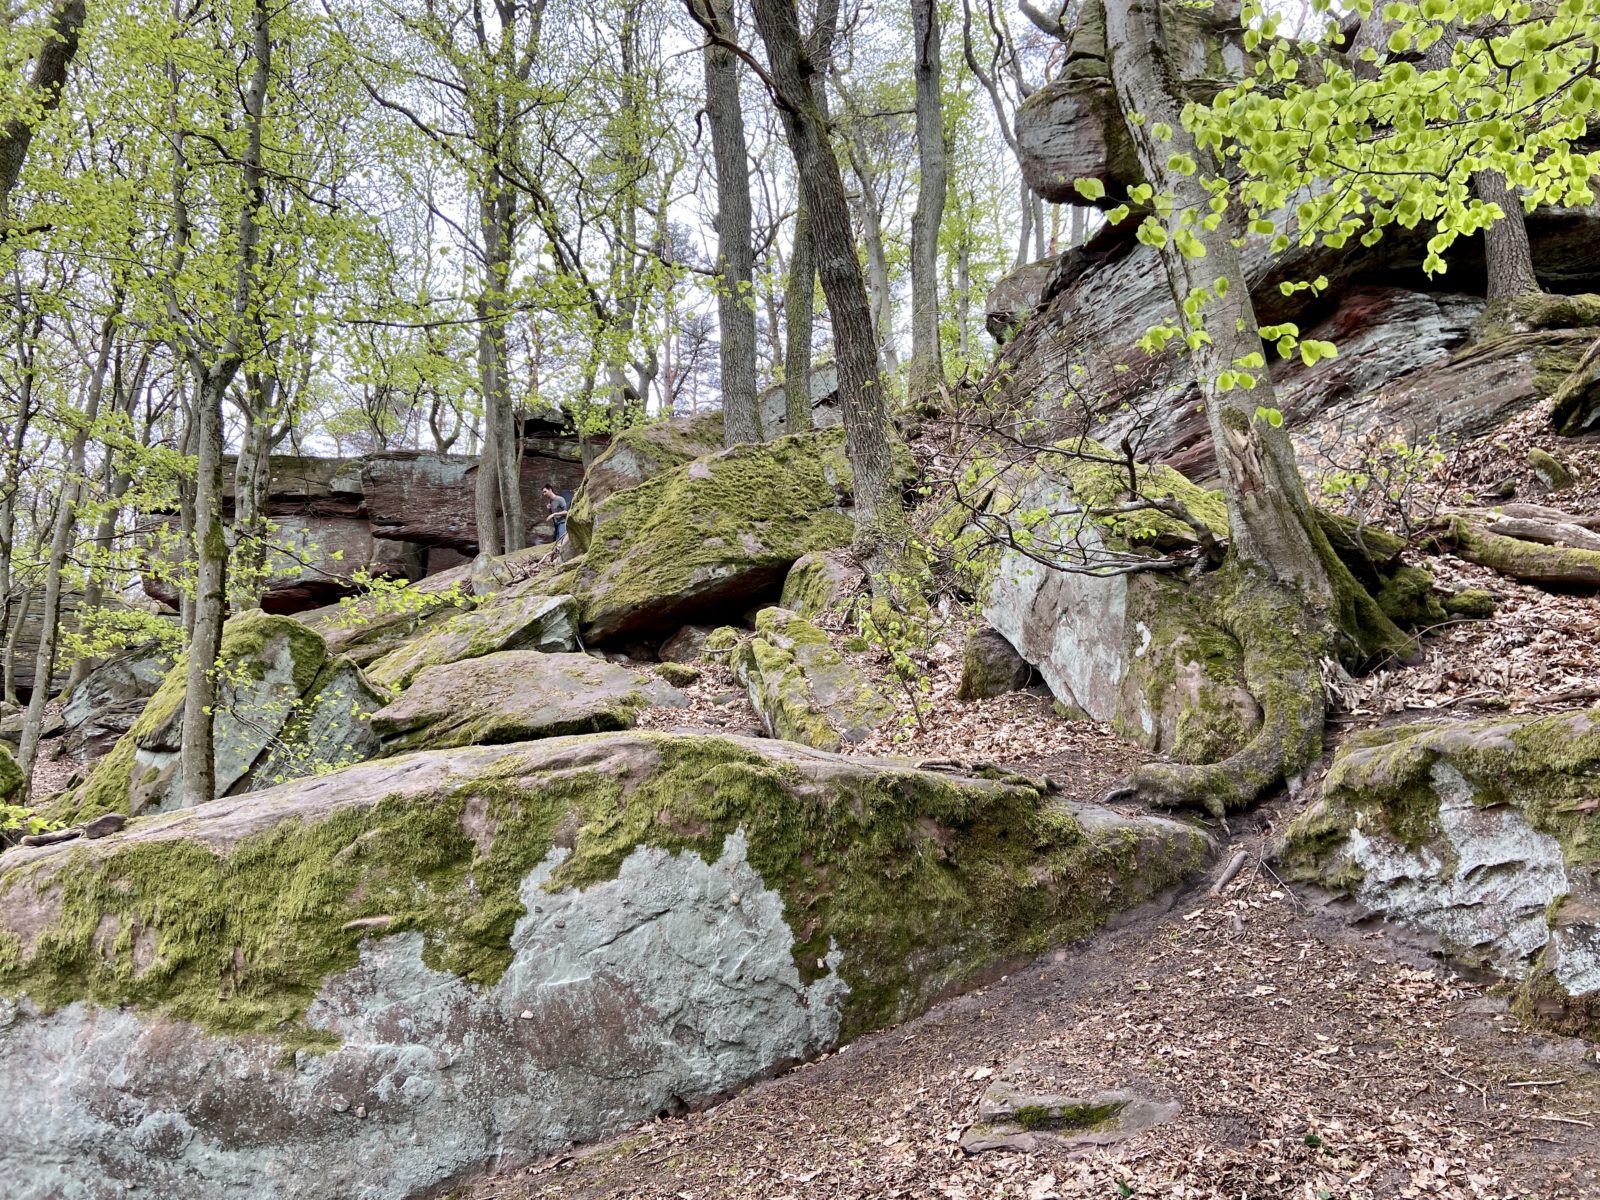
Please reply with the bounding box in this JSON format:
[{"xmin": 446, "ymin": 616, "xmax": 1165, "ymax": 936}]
[
  {"xmin": 570, "ymin": 413, "xmax": 726, "ymax": 537},
  {"xmin": 365, "ymin": 585, "xmax": 579, "ymax": 692},
  {"xmin": 369, "ymin": 650, "xmax": 685, "ymax": 752},
  {"xmin": 1528, "ymin": 447, "xmax": 1576, "ymax": 491},
  {"xmin": 957, "ymin": 625, "xmax": 1035, "ymax": 702},
  {"xmin": 780, "ymin": 550, "xmax": 862, "ymax": 619},
  {"xmin": 1443, "ymin": 587, "xmax": 1498, "ymax": 620},
  {"xmin": 734, "ymin": 608, "xmax": 894, "ymax": 751},
  {"xmin": 0, "ymin": 731, "xmax": 1211, "ymax": 1199},
  {"xmin": 658, "ymin": 623, "xmax": 715, "ymax": 663},
  {"xmin": 0, "ymin": 744, "xmax": 21, "ymax": 801},
  {"xmin": 64, "ymin": 612, "xmax": 384, "ymax": 821},
  {"xmin": 654, "ymin": 661, "xmax": 701, "ymax": 687},
  {"xmin": 961, "ymin": 460, "xmax": 1256, "ymax": 761},
  {"xmin": 1282, "ymin": 710, "xmax": 1600, "ymax": 1038},
  {"xmin": 570, "ymin": 428, "xmax": 900, "ymax": 642}
]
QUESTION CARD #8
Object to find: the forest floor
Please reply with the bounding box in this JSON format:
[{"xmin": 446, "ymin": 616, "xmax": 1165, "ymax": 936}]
[
  {"xmin": 515, "ymin": 436, "xmax": 1600, "ymax": 1200},
  {"xmin": 463, "ymin": 787, "xmax": 1600, "ymax": 1200}
]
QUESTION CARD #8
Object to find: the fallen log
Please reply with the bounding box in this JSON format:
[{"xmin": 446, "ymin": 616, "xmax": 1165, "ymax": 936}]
[
  {"xmin": 1436, "ymin": 516, "xmax": 1600, "ymax": 588},
  {"xmin": 1482, "ymin": 517, "xmax": 1600, "ymax": 554}
]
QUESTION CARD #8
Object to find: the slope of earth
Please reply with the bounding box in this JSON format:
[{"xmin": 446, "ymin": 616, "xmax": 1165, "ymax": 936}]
[{"xmin": 464, "ymin": 815, "xmax": 1600, "ymax": 1200}]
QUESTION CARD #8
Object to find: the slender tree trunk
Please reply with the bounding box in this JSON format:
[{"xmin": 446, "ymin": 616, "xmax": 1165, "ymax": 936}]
[
  {"xmin": 178, "ymin": 0, "xmax": 271, "ymax": 809},
  {"xmin": 16, "ymin": 313, "xmax": 114, "ymax": 789},
  {"xmin": 691, "ymin": 0, "xmax": 761, "ymax": 445},
  {"xmin": 750, "ymin": 0, "xmax": 907, "ymax": 574},
  {"xmin": 1103, "ymin": 0, "xmax": 1409, "ymax": 814},
  {"xmin": 230, "ymin": 373, "xmax": 277, "ymax": 609},
  {"xmin": 4, "ymin": 592, "xmax": 31, "ymax": 707},
  {"xmin": 848, "ymin": 159, "xmax": 899, "ymax": 380},
  {"xmin": 474, "ymin": 184, "xmax": 523, "ymax": 556},
  {"xmin": 909, "ymin": 0, "xmax": 947, "ymax": 400},
  {"xmin": 0, "ymin": 0, "xmax": 85, "ymax": 221},
  {"xmin": 1475, "ymin": 169, "xmax": 1539, "ymax": 302},
  {"xmin": 1015, "ymin": 179, "xmax": 1035, "ymax": 268},
  {"xmin": 784, "ymin": 197, "xmax": 816, "ymax": 431}
]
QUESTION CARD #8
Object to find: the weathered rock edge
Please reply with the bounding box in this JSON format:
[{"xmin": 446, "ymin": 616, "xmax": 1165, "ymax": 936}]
[
  {"xmin": 0, "ymin": 732, "xmax": 1210, "ymax": 1200},
  {"xmin": 1282, "ymin": 710, "xmax": 1600, "ymax": 1038}
]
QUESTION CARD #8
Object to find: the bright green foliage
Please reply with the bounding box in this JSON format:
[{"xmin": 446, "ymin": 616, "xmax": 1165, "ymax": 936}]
[{"xmin": 1191, "ymin": 1, "xmax": 1600, "ymax": 276}]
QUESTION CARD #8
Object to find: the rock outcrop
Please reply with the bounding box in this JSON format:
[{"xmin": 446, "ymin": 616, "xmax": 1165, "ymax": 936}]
[
  {"xmin": 63, "ymin": 613, "xmax": 384, "ymax": 821},
  {"xmin": 1282, "ymin": 710, "xmax": 1600, "ymax": 1038},
  {"xmin": 565, "ymin": 428, "xmax": 887, "ymax": 642},
  {"xmin": 957, "ymin": 625, "xmax": 1035, "ymax": 702},
  {"xmin": 365, "ymin": 585, "xmax": 579, "ymax": 691},
  {"xmin": 734, "ymin": 608, "xmax": 894, "ymax": 751},
  {"xmin": 370, "ymin": 651, "xmax": 684, "ymax": 751},
  {"xmin": 0, "ymin": 732, "xmax": 1210, "ymax": 1200},
  {"xmin": 55, "ymin": 642, "xmax": 176, "ymax": 765}
]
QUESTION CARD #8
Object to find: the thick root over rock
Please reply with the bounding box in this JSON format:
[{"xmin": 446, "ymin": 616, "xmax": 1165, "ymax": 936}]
[{"xmin": 1115, "ymin": 567, "xmax": 1332, "ymax": 818}]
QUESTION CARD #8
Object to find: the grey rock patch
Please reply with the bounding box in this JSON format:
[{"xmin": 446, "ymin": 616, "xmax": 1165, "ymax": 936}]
[{"xmin": 0, "ymin": 831, "xmax": 846, "ymax": 1200}]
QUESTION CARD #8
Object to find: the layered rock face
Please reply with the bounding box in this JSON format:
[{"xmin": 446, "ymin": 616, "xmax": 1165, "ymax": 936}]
[
  {"xmin": 999, "ymin": 1, "xmax": 1600, "ymax": 480},
  {"xmin": 0, "ymin": 733, "xmax": 1210, "ymax": 1200},
  {"xmin": 1283, "ymin": 711, "xmax": 1600, "ymax": 1037},
  {"xmin": 59, "ymin": 612, "xmax": 384, "ymax": 822},
  {"xmin": 141, "ymin": 426, "xmax": 594, "ymax": 616}
]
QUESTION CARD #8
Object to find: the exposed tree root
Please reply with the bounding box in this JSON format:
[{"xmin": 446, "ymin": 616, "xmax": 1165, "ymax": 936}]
[
  {"xmin": 1436, "ymin": 515, "xmax": 1600, "ymax": 588},
  {"xmin": 1110, "ymin": 566, "xmax": 1332, "ymax": 818}
]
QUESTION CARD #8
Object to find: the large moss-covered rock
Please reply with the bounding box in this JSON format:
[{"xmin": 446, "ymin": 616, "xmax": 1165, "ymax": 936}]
[
  {"xmin": 570, "ymin": 428, "xmax": 889, "ymax": 642},
  {"xmin": 779, "ymin": 549, "xmax": 862, "ymax": 619},
  {"xmin": 734, "ymin": 608, "xmax": 894, "ymax": 751},
  {"xmin": 370, "ymin": 650, "xmax": 684, "ymax": 752},
  {"xmin": 65, "ymin": 612, "xmax": 384, "ymax": 821},
  {"xmin": 0, "ymin": 732, "xmax": 1211, "ymax": 1200},
  {"xmin": 1282, "ymin": 710, "xmax": 1600, "ymax": 1038},
  {"xmin": 365, "ymin": 585, "xmax": 579, "ymax": 692},
  {"xmin": 570, "ymin": 413, "xmax": 726, "ymax": 535},
  {"xmin": 951, "ymin": 448, "xmax": 1256, "ymax": 761}
]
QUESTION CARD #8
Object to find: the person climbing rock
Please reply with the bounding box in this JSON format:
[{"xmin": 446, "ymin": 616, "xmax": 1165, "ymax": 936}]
[{"xmin": 543, "ymin": 482, "xmax": 573, "ymax": 542}]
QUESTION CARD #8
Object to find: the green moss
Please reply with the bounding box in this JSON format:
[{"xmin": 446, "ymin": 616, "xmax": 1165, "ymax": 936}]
[
  {"xmin": 702, "ymin": 626, "xmax": 745, "ymax": 657},
  {"xmin": 1527, "ymin": 447, "xmax": 1576, "ymax": 491},
  {"xmin": 654, "ymin": 662, "xmax": 701, "ymax": 687},
  {"xmin": 1012, "ymin": 1099, "xmax": 1127, "ymax": 1132},
  {"xmin": 780, "ymin": 551, "xmax": 858, "ymax": 619},
  {"xmin": 1, "ymin": 734, "xmax": 1207, "ymax": 1045},
  {"xmin": 0, "ymin": 744, "xmax": 21, "ymax": 801},
  {"xmin": 1443, "ymin": 587, "xmax": 1497, "ymax": 620},
  {"xmin": 737, "ymin": 637, "xmax": 842, "ymax": 752},
  {"xmin": 573, "ymin": 428, "xmax": 888, "ymax": 636},
  {"xmin": 1375, "ymin": 565, "xmax": 1447, "ymax": 628}
]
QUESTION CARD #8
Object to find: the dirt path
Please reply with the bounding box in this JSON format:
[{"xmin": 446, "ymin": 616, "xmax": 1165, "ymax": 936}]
[{"xmin": 465, "ymin": 809, "xmax": 1600, "ymax": 1200}]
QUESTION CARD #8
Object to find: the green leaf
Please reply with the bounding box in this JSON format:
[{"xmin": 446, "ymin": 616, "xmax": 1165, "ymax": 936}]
[{"xmin": 1073, "ymin": 177, "xmax": 1106, "ymax": 201}]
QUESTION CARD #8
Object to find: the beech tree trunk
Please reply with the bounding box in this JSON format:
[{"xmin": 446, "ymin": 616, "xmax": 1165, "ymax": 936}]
[
  {"xmin": 908, "ymin": 0, "xmax": 946, "ymax": 400},
  {"xmin": 1103, "ymin": 0, "xmax": 1410, "ymax": 814},
  {"xmin": 17, "ymin": 313, "xmax": 114, "ymax": 789},
  {"xmin": 178, "ymin": 0, "xmax": 272, "ymax": 809},
  {"xmin": 750, "ymin": 0, "xmax": 907, "ymax": 573},
  {"xmin": 473, "ymin": 182, "xmax": 523, "ymax": 557},
  {"xmin": 1475, "ymin": 169, "xmax": 1539, "ymax": 302},
  {"xmin": 692, "ymin": 0, "xmax": 761, "ymax": 445},
  {"xmin": 784, "ymin": 198, "xmax": 816, "ymax": 432}
]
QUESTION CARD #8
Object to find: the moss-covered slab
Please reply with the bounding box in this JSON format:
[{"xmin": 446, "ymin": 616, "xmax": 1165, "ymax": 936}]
[
  {"xmin": 0, "ymin": 731, "xmax": 1211, "ymax": 1200},
  {"xmin": 1282, "ymin": 710, "xmax": 1600, "ymax": 1038},
  {"xmin": 365, "ymin": 586, "xmax": 579, "ymax": 692},
  {"xmin": 63, "ymin": 612, "xmax": 384, "ymax": 822},
  {"xmin": 569, "ymin": 413, "xmax": 727, "ymax": 541},
  {"xmin": 369, "ymin": 650, "xmax": 685, "ymax": 752},
  {"xmin": 571, "ymin": 428, "xmax": 900, "ymax": 642},
  {"xmin": 734, "ymin": 608, "xmax": 894, "ymax": 751},
  {"xmin": 0, "ymin": 743, "xmax": 21, "ymax": 801}
]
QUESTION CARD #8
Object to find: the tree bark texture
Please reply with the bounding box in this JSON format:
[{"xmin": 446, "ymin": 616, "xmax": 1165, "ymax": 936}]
[
  {"xmin": 0, "ymin": 0, "xmax": 85, "ymax": 220},
  {"xmin": 750, "ymin": 0, "xmax": 906, "ymax": 569},
  {"xmin": 692, "ymin": 0, "xmax": 762, "ymax": 445},
  {"xmin": 1475, "ymin": 169, "xmax": 1540, "ymax": 301},
  {"xmin": 783, "ymin": 196, "xmax": 816, "ymax": 432},
  {"xmin": 908, "ymin": 0, "xmax": 947, "ymax": 400}
]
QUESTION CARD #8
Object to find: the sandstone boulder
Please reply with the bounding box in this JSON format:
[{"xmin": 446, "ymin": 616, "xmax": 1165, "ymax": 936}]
[
  {"xmin": 734, "ymin": 608, "xmax": 894, "ymax": 751},
  {"xmin": 365, "ymin": 585, "xmax": 579, "ymax": 692},
  {"xmin": 779, "ymin": 549, "xmax": 862, "ymax": 619},
  {"xmin": 571, "ymin": 413, "xmax": 724, "ymax": 520},
  {"xmin": 757, "ymin": 361, "xmax": 841, "ymax": 436},
  {"xmin": 55, "ymin": 642, "xmax": 176, "ymax": 765},
  {"xmin": 1282, "ymin": 710, "xmax": 1600, "ymax": 1039},
  {"xmin": 0, "ymin": 732, "xmax": 1210, "ymax": 1200},
  {"xmin": 370, "ymin": 651, "xmax": 684, "ymax": 752},
  {"xmin": 568, "ymin": 428, "xmax": 892, "ymax": 642},
  {"xmin": 0, "ymin": 743, "xmax": 20, "ymax": 800},
  {"xmin": 64, "ymin": 612, "xmax": 384, "ymax": 821},
  {"xmin": 658, "ymin": 624, "xmax": 716, "ymax": 663},
  {"xmin": 957, "ymin": 625, "xmax": 1035, "ymax": 702}
]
